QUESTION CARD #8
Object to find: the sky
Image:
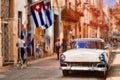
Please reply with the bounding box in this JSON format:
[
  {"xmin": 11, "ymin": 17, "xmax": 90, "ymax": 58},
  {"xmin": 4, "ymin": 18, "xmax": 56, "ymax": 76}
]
[{"xmin": 103, "ymin": 0, "xmax": 116, "ymax": 8}]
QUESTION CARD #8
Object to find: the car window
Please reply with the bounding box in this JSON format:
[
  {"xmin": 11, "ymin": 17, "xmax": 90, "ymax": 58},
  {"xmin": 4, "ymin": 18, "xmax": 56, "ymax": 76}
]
[
  {"xmin": 76, "ymin": 42, "xmax": 88, "ymax": 48},
  {"xmin": 75, "ymin": 41, "xmax": 104, "ymax": 49}
]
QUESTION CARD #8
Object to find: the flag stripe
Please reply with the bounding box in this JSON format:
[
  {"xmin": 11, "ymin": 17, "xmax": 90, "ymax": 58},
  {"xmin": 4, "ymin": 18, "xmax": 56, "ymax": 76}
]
[
  {"xmin": 31, "ymin": 8, "xmax": 39, "ymax": 27},
  {"xmin": 44, "ymin": 1, "xmax": 52, "ymax": 29},
  {"xmin": 46, "ymin": 14, "xmax": 50, "ymax": 28},
  {"xmin": 41, "ymin": 4, "xmax": 46, "ymax": 23},
  {"xmin": 38, "ymin": 8, "xmax": 45, "ymax": 25},
  {"xmin": 35, "ymin": 10, "xmax": 41, "ymax": 27},
  {"xmin": 46, "ymin": 11, "xmax": 52, "ymax": 25},
  {"xmin": 39, "ymin": 12, "xmax": 44, "ymax": 25}
]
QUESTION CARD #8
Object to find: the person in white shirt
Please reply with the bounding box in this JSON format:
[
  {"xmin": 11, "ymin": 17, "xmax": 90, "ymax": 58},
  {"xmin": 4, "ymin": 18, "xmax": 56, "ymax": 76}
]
[{"xmin": 17, "ymin": 35, "xmax": 26, "ymax": 64}]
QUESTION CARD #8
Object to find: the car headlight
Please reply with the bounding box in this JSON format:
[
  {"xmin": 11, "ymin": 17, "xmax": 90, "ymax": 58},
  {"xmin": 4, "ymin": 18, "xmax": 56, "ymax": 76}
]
[
  {"xmin": 99, "ymin": 52, "xmax": 106, "ymax": 64},
  {"xmin": 59, "ymin": 54, "xmax": 66, "ymax": 63}
]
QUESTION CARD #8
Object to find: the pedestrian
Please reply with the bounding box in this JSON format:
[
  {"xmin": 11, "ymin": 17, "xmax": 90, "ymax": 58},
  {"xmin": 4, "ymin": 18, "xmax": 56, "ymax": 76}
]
[
  {"xmin": 55, "ymin": 38, "xmax": 60, "ymax": 60},
  {"xmin": 69, "ymin": 36, "xmax": 75, "ymax": 49},
  {"xmin": 36, "ymin": 41, "xmax": 40, "ymax": 58},
  {"xmin": 105, "ymin": 41, "xmax": 111, "ymax": 49},
  {"xmin": 31, "ymin": 37, "xmax": 35, "ymax": 58},
  {"xmin": 112, "ymin": 38, "xmax": 118, "ymax": 48},
  {"xmin": 17, "ymin": 35, "xmax": 26, "ymax": 64},
  {"xmin": 46, "ymin": 35, "xmax": 51, "ymax": 50},
  {"xmin": 26, "ymin": 36, "xmax": 32, "ymax": 57},
  {"xmin": 24, "ymin": 35, "xmax": 32, "ymax": 65},
  {"xmin": 61, "ymin": 38, "xmax": 67, "ymax": 52},
  {"xmin": 16, "ymin": 38, "xmax": 20, "ymax": 63}
]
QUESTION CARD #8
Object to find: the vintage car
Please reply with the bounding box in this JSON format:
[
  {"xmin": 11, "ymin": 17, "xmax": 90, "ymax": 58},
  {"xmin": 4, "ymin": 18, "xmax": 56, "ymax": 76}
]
[{"xmin": 59, "ymin": 38, "xmax": 110, "ymax": 76}]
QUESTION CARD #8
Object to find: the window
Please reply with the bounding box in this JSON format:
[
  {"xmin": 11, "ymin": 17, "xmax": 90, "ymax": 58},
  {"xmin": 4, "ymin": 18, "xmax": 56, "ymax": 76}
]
[
  {"xmin": 75, "ymin": 41, "xmax": 104, "ymax": 49},
  {"xmin": 1, "ymin": 0, "xmax": 10, "ymax": 18}
]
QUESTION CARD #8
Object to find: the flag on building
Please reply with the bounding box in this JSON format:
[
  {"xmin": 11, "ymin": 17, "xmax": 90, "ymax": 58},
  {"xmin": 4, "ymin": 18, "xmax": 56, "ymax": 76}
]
[
  {"xmin": 30, "ymin": 1, "xmax": 46, "ymax": 28},
  {"xmin": 44, "ymin": 0, "xmax": 52, "ymax": 28}
]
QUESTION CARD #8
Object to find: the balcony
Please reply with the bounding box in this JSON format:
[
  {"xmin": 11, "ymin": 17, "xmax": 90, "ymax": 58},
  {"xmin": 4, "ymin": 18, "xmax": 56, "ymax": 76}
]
[{"xmin": 61, "ymin": 8, "xmax": 83, "ymax": 23}]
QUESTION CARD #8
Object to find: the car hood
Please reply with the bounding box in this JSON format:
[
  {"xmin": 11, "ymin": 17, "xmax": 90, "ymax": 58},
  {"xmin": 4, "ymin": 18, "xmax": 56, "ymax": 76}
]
[{"xmin": 62, "ymin": 48, "xmax": 107, "ymax": 62}]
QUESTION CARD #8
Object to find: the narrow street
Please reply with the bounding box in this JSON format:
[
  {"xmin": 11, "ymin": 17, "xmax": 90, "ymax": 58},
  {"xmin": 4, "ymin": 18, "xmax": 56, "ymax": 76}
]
[
  {"xmin": 0, "ymin": 52, "xmax": 120, "ymax": 80},
  {"xmin": 0, "ymin": 0, "xmax": 120, "ymax": 80}
]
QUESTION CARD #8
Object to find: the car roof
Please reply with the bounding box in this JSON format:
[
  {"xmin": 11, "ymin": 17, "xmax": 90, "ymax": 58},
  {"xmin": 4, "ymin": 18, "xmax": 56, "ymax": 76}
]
[{"xmin": 74, "ymin": 38, "xmax": 104, "ymax": 42}]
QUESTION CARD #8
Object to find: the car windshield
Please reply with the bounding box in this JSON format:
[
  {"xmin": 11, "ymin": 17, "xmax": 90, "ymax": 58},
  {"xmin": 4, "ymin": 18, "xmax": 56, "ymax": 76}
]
[{"xmin": 74, "ymin": 41, "xmax": 104, "ymax": 49}]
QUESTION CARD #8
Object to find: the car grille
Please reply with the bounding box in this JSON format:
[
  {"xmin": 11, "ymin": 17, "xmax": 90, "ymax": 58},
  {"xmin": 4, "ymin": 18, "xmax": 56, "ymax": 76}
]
[{"xmin": 63, "ymin": 62, "xmax": 100, "ymax": 67}]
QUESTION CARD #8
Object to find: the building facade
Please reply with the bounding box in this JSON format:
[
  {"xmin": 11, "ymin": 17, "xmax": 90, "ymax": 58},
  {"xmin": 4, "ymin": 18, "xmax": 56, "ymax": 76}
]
[
  {"xmin": 0, "ymin": 1, "xmax": 2, "ymax": 67},
  {"xmin": 0, "ymin": 0, "xmax": 17, "ymax": 67},
  {"xmin": 59, "ymin": 0, "xmax": 110, "ymax": 43},
  {"xmin": 60, "ymin": 0, "xmax": 83, "ymax": 44},
  {"xmin": 81, "ymin": 0, "xmax": 106, "ymax": 38},
  {"xmin": 26, "ymin": 0, "xmax": 61, "ymax": 54},
  {"xmin": 112, "ymin": 0, "xmax": 120, "ymax": 39},
  {"xmin": 52, "ymin": 4, "xmax": 61, "ymax": 53},
  {"xmin": 0, "ymin": 0, "xmax": 27, "ymax": 67}
]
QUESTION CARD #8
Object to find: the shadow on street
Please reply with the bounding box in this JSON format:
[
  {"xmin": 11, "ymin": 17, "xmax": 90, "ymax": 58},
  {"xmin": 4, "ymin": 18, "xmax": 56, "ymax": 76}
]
[{"xmin": 61, "ymin": 71, "xmax": 106, "ymax": 79}]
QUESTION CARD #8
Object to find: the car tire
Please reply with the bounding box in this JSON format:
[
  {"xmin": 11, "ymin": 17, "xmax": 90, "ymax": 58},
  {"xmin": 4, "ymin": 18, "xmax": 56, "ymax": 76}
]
[
  {"xmin": 62, "ymin": 70, "xmax": 69, "ymax": 76},
  {"xmin": 100, "ymin": 71, "xmax": 107, "ymax": 78}
]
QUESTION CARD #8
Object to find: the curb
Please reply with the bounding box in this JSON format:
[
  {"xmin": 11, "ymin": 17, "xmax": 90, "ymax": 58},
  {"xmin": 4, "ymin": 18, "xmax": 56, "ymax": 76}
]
[{"xmin": 28, "ymin": 54, "xmax": 56, "ymax": 64}]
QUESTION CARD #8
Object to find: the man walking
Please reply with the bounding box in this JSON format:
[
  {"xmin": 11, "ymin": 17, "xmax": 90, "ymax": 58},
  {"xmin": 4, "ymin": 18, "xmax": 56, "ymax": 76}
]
[{"xmin": 55, "ymin": 38, "xmax": 60, "ymax": 60}]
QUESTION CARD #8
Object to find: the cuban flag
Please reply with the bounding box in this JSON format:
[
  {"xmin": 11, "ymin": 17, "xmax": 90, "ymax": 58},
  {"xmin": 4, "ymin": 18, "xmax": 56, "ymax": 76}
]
[
  {"xmin": 30, "ymin": 1, "xmax": 46, "ymax": 28},
  {"xmin": 44, "ymin": 0, "xmax": 52, "ymax": 28}
]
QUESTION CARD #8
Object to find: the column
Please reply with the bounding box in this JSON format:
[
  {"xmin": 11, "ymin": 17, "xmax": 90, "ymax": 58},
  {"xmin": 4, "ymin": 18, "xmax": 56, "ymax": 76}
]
[
  {"xmin": 0, "ymin": 1, "xmax": 3, "ymax": 67},
  {"xmin": 97, "ymin": 26, "xmax": 100, "ymax": 38}
]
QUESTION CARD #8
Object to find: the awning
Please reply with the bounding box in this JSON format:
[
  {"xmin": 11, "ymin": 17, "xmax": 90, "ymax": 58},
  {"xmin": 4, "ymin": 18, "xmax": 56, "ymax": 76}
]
[{"xmin": 61, "ymin": 8, "xmax": 83, "ymax": 23}]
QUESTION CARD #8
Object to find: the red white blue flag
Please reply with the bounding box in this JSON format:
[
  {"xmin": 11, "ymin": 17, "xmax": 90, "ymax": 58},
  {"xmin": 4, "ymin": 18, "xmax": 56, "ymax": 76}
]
[
  {"xmin": 30, "ymin": 1, "xmax": 46, "ymax": 28},
  {"xmin": 44, "ymin": 0, "xmax": 52, "ymax": 28}
]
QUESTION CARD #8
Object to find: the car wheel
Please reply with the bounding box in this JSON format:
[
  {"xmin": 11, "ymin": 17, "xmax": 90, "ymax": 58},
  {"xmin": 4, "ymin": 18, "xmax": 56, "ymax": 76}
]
[
  {"xmin": 101, "ymin": 71, "xmax": 107, "ymax": 78},
  {"xmin": 106, "ymin": 64, "xmax": 109, "ymax": 71},
  {"xmin": 62, "ymin": 70, "xmax": 69, "ymax": 76}
]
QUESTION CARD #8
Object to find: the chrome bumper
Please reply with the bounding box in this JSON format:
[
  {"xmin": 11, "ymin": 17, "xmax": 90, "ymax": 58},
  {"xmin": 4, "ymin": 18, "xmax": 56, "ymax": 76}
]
[{"xmin": 60, "ymin": 66, "xmax": 107, "ymax": 72}]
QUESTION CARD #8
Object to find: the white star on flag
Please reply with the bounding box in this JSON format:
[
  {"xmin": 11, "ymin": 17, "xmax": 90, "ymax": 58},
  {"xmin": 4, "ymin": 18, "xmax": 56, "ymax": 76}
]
[
  {"xmin": 30, "ymin": 1, "xmax": 46, "ymax": 28},
  {"xmin": 36, "ymin": 5, "xmax": 40, "ymax": 10}
]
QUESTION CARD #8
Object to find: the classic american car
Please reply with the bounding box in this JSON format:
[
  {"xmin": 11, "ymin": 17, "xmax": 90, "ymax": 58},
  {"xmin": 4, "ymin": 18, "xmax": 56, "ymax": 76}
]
[{"xmin": 59, "ymin": 38, "xmax": 110, "ymax": 76}]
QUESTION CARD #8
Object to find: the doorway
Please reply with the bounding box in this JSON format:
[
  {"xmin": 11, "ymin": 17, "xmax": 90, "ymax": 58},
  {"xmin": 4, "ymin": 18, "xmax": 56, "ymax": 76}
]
[{"xmin": 54, "ymin": 14, "xmax": 59, "ymax": 52}]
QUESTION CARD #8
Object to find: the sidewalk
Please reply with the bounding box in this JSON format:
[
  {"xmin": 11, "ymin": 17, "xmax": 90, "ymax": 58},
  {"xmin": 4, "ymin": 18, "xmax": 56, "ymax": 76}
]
[
  {"xmin": 28, "ymin": 53, "xmax": 56, "ymax": 64},
  {"xmin": 0, "ymin": 54, "xmax": 56, "ymax": 73},
  {"xmin": 110, "ymin": 47, "xmax": 120, "ymax": 53},
  {"xmin": 106, "ymin": 52, "xmax": 120, "ymax": 80}
]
